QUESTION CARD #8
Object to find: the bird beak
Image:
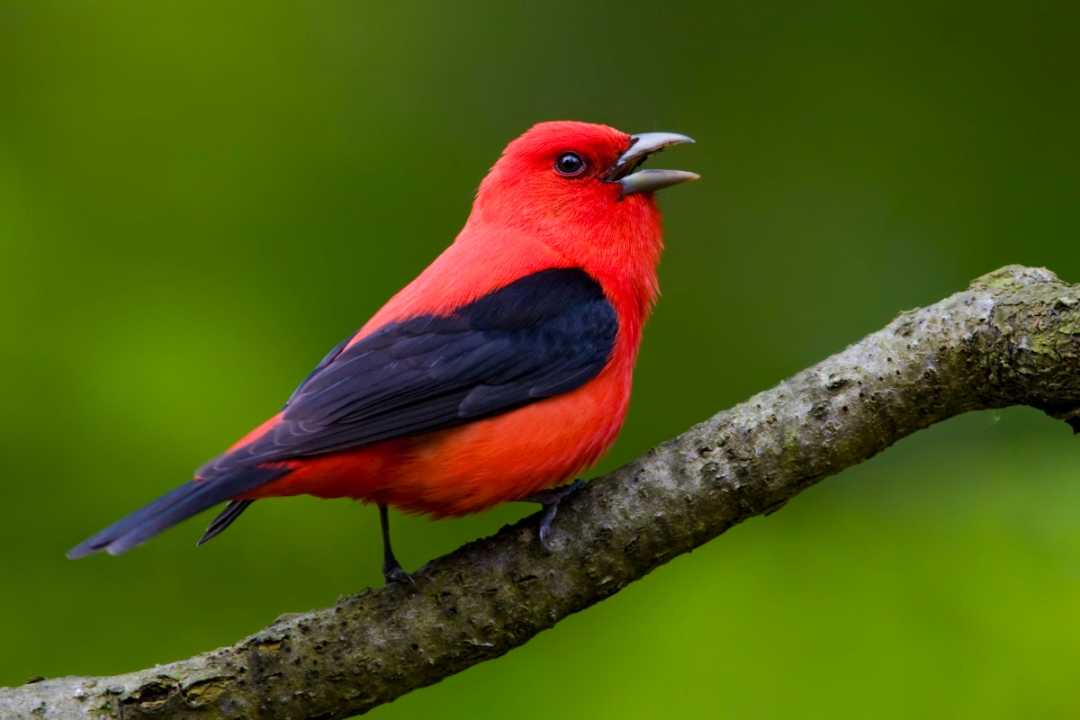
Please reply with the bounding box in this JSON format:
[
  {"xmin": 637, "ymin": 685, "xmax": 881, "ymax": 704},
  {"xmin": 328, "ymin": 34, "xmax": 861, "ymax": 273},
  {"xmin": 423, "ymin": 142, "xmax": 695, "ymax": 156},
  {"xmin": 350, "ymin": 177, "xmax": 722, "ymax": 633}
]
[{"xmin": 605, "ymin": 132, "xmax": 700, "ymax": 197}]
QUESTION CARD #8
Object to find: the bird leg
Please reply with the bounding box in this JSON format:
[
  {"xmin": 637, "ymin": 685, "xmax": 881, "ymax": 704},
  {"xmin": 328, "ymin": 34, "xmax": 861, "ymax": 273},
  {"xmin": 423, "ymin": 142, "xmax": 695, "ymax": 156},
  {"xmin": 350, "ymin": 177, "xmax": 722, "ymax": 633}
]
[
  {"xmin": 378, "ymin": 504, "xmax": 414, "ymax": 586},
  {"xmin": 521, "ymin": 479, "xmax": 585, "ymax": 551}
]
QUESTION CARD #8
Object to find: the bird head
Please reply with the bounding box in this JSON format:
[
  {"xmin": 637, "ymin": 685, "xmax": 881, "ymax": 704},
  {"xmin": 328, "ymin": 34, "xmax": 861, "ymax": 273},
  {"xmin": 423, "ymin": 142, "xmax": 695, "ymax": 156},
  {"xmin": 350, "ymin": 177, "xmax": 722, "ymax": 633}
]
[{"xmin": 472, "ymin": 120, "xmax": 698, "ymax": 247}]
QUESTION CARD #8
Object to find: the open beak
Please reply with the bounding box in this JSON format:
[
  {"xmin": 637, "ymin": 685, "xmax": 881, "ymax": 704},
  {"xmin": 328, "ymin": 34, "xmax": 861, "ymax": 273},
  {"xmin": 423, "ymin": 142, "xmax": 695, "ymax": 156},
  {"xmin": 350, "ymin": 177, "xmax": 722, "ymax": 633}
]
[{"xmin": 605, "ymin": 132, "xmax": 700, "ymax": 197}]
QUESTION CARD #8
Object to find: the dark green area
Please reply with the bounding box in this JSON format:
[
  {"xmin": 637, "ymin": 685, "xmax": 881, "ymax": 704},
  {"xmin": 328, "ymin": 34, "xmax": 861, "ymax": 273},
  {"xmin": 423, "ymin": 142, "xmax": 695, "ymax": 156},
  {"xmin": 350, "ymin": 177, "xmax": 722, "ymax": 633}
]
[{"xmin": 1, "ymin": 2, "xmax": 1078, "ymax": 717}]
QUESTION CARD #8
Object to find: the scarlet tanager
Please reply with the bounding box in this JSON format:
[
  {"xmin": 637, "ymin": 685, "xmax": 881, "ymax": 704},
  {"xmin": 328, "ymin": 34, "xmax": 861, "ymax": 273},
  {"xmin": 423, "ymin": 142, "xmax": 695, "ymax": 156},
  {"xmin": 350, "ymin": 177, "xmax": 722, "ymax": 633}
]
[{"xmin": 68, "ymin": 121, "xmax": 699, "ymax": 583}]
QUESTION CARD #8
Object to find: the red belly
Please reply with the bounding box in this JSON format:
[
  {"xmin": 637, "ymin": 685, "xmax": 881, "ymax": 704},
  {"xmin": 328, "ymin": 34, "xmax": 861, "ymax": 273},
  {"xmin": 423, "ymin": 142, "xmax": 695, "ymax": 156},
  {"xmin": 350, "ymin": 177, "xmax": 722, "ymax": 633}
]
[{"xmin": 243, "ymin": 363, "xmax": 631, "ymax": 517}]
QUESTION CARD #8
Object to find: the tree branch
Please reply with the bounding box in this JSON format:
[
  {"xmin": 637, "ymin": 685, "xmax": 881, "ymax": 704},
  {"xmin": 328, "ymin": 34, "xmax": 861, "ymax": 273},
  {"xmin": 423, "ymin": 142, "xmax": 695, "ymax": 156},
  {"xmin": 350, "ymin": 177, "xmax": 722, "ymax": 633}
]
[{"xmin": 4, "ymin": 265, "xmax": 1078, "ymax": 719}]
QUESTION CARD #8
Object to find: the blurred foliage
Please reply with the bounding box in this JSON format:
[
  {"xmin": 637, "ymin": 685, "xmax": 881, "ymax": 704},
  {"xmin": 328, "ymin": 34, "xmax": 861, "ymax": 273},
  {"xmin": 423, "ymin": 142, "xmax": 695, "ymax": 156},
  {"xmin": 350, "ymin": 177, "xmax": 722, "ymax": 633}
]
[{"xmin": 2, "ymin": 1, "xmax": 1079, "ymax": 718}]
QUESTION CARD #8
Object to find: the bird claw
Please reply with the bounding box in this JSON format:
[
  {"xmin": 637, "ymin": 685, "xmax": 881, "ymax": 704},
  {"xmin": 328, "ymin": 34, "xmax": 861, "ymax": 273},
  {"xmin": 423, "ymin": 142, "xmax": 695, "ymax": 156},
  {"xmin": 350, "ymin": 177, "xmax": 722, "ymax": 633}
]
[
  {"xmin": 525, "ymin": 479, "xmax": 585, "ymax": 552},
  {"xmin": 383, "ymin": 561, "xmax": 416, "ymax": 587},
  {"xmin": 537, "ymin": 505, "xmax": 557, "ymax": 552}
]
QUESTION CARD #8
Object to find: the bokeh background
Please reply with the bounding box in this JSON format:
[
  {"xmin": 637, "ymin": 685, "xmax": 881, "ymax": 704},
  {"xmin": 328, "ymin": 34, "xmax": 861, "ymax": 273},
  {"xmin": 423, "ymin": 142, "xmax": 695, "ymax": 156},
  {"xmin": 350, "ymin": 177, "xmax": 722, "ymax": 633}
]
[{"xmin": 3, "ymin": 2, "xmax": 1080, "ymax": 717}]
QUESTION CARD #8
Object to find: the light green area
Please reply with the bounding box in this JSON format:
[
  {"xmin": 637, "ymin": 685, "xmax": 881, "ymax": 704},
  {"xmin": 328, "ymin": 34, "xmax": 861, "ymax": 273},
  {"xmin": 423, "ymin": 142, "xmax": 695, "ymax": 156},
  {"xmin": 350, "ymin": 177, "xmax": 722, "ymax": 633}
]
[{"xmin": 1, "ymin": 2, "xmax": 1078, "ymax": 717}]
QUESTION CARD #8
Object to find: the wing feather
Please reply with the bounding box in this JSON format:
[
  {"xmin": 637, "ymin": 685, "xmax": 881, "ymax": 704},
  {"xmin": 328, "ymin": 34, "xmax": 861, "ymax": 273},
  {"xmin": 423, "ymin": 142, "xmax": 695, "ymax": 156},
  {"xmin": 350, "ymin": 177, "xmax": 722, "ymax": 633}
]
[{"xmin": 200, "ymin": 267, "xmax": 617, "ymax": 476}]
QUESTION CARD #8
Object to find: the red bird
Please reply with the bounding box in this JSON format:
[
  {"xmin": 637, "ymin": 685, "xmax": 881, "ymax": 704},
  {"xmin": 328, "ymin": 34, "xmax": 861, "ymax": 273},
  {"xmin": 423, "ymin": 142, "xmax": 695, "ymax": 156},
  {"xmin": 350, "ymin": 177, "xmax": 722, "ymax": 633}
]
[{"xmin": 68, "ymin": 121, "xmax": 698, "ymax": 583}]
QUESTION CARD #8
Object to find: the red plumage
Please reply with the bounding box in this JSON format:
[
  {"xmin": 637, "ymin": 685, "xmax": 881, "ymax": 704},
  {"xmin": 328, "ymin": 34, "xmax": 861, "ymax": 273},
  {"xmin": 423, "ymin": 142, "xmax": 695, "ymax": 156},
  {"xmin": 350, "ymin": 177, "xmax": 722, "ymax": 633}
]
[
  {"xmin": 244, "ymin": 123, "xmax": 663, "ymax": 515},
  {"xmin": 69, "ymin": 120, "xmax": 698, "ymax": 572}
]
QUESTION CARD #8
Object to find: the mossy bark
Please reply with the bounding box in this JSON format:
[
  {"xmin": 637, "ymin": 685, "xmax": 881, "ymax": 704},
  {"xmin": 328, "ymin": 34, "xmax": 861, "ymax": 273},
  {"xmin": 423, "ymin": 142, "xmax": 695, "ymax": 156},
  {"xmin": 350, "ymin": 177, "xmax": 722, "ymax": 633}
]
[{"xmin": 2, "ymin": 265, "xmax": 1077, "ymax": 719}]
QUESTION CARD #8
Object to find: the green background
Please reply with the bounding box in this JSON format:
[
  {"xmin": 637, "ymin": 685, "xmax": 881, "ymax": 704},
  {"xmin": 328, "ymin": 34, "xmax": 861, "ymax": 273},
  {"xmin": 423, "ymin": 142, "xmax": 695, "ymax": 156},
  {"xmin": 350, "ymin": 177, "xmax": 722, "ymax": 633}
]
[{"xmin": 3, "ymin": 2, "xmax": 1079, "ymax": 717}]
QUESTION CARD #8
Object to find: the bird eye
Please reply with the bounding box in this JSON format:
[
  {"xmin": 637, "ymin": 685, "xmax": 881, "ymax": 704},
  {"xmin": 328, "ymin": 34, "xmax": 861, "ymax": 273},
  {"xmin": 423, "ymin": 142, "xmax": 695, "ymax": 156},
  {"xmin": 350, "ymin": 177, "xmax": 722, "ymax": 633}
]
[{"xmin": 554, "ymin": 152, "xmax": 587, "ymax": 177}]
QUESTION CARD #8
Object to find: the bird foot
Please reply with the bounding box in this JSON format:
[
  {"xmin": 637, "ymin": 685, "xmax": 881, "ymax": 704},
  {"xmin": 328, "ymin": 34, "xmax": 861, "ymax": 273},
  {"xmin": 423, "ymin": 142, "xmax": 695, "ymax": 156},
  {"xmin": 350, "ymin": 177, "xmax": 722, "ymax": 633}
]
[
  {"xmin": 382, "ymin": 559, "xmax": 416, "ymax": 587},
  {"xmin": 523, "ymin": 479, "xmax": 585, "ymax": 552}
]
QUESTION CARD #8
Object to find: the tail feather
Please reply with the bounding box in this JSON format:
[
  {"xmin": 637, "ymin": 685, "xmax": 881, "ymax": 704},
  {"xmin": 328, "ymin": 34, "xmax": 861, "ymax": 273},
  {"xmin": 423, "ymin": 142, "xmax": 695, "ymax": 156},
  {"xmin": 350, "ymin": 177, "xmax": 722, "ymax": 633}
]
[
  {"xmin": 197, "ymin": 499, "xmax": 255, "ymax": 546},
  {"xmin": 67, "ymin": 466, "xmax": 285, "ymax": 559}
]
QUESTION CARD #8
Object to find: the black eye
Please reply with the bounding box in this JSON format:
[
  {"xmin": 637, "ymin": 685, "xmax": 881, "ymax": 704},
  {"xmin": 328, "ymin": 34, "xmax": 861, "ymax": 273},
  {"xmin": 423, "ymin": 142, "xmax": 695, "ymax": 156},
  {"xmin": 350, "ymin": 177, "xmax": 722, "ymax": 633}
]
[{"xmin": 554, "ymin": 152, "xmax": 587, "ymax": 177}]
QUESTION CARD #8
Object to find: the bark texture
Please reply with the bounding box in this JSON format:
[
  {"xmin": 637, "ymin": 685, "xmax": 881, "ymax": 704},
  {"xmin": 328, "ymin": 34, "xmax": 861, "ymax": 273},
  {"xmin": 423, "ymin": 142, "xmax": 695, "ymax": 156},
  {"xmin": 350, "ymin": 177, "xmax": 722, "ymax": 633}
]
[{"xmin": 3, "ymin": 265, "xmax": 1078, "ymax": 719}]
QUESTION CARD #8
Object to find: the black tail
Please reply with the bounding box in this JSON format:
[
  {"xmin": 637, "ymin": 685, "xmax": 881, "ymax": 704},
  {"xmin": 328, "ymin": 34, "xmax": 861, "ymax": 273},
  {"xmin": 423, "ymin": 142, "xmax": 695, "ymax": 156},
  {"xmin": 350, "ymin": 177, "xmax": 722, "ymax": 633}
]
[
  {"xmin": 197, "ymin": 499, "xmax": 255, "ymax": 546},
  {"xmin": 67, "ymin": 466, "xmax": 285, "ymax": 559}
]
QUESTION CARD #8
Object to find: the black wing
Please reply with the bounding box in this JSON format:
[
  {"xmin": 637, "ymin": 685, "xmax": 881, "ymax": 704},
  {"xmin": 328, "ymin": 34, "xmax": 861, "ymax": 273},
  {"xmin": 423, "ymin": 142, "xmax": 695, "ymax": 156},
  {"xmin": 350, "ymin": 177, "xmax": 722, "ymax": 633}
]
[
  {"xmin": 68, "ymin": 267, "xmax": 617, "ymax": 558},
  {"xmin": 201, "ymin": 267, "xmax": 618, "ymax": 474}
]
